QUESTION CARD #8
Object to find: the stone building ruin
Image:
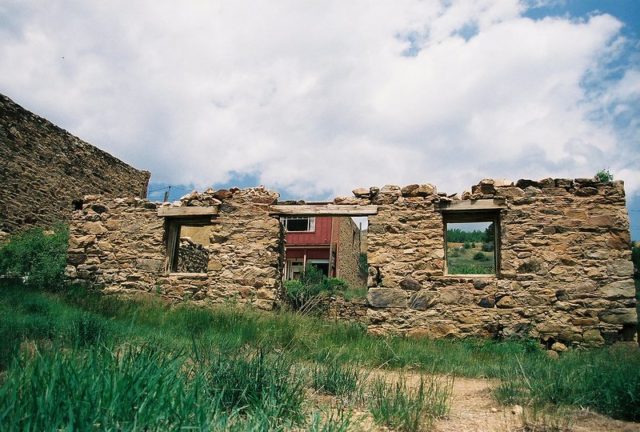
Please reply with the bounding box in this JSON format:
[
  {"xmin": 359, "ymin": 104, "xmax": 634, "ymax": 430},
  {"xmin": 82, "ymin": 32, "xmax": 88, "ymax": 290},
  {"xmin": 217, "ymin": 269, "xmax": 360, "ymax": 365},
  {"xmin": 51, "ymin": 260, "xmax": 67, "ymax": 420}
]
[
  {"xmin": 0, "ymin": 94, "xmax": 150, "ymax": 234},
  {"xmin": 67, "ymin": 177, "xmax": 637, "ymax": 347}
]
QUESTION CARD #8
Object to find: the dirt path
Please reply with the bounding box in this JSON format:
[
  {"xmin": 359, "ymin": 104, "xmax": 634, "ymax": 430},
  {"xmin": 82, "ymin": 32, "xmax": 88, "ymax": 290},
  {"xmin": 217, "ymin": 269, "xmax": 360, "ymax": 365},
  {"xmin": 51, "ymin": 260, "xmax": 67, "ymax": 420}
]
[
  {"xmin": 433, "ymin": 374, "xmax": 640, "ymax": 432},
  {"xmin": 341, "ymin": 369, "xmax": 640, "ymax": 432}
]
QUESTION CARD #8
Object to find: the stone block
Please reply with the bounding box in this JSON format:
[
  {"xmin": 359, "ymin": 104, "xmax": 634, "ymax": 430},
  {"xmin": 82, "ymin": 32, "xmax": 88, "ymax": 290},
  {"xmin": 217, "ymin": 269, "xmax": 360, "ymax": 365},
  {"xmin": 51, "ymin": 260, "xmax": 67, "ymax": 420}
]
[
  {"xmin": 400, "ymin": 277, "xmax": 422, "ymax": 291},
  {"xmin": 367, "ymin": 288, "xmax": 408, "ymax": 308},
  {"xmin": 409, "ymin": 290, "xmax": 437, "ymax": 310},
  {"xmin": 599, "ymin": 280, "xmax": 635, "ymax": 298},
  {"xmin": 599, "ymin": 308, "xmax": 637, "ymax": 325},
  {"xmin": 136, "ymin": 258, "xmax": 164, "ymax": 272}
]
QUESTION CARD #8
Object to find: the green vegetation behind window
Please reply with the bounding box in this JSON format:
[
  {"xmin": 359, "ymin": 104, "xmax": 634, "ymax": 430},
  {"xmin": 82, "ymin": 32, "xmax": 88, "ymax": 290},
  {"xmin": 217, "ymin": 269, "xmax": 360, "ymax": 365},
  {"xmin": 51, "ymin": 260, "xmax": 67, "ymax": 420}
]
[{"xmin": 446, "ymin": 222, "xmax": 495, "ymax": 275}]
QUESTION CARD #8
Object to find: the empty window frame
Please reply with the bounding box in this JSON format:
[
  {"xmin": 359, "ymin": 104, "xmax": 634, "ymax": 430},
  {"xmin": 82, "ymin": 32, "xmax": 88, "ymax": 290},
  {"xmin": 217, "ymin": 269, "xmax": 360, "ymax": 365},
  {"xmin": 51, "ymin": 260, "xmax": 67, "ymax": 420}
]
[
  {"xmin": 165, "ymin": 217, "xmax": 212, "ymax": 273},
  {"xmin": 282, "ymin": 217, "xmax": 316, "ymax": 232},
  {"xmin": 443, "ymin": 212, "xmax": 499, "ymax": 276}
]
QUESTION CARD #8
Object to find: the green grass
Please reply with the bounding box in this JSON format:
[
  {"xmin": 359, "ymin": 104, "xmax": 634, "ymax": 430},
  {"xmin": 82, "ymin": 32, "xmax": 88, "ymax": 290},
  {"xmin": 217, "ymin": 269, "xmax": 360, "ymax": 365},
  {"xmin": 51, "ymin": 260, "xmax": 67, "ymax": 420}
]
[
  {"xmin": 446, "ymin": 243, "xmax": 495, "ymax": 274},
  {"xmin": 1, "ymin": 283, "xmax": 640, "ymax": 426},
  {"xmin": 368, "ymin": 375, "xmax": 453, "ymax": 432},
  {"xmin": 494, "ymin": 348, "xmax": 640, "ymax": 421},
  {"xmin": 311, "ymin": 355, "xmax": 364, "ymax": 397}
]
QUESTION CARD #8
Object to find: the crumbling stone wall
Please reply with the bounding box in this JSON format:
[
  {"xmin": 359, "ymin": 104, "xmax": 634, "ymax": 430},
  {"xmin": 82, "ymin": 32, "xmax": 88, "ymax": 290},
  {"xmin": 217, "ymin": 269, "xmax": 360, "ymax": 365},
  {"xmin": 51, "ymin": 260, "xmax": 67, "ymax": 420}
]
[
  {"xmin": 0, "ymin": 94, "xmax": 150, "ymax": 233},
  {"xmin": 337, "ymin": 178, "xmax": 636, "ymax": 346},
  {"xmin": 67, "ymin": 187, "xmax": 281, "ymax": 310},
  {"xmin": 66, "ymin": 178, "xmax": 636, "ymax": 346},
  {"xmin": 176, "ymin": 238, "xmax": 209, "ymax": 273}
]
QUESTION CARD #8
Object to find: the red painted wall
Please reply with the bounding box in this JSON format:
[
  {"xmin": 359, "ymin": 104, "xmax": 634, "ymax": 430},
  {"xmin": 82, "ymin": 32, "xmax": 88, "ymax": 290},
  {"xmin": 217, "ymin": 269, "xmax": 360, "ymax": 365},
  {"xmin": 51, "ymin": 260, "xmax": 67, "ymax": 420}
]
[
  {"xmin": 286, "ymin": 248, "xmax": 330, "ymax": 260},
  {"xmin": 286, "ymin": 216, "xmax": 333, "ymax": 245}
]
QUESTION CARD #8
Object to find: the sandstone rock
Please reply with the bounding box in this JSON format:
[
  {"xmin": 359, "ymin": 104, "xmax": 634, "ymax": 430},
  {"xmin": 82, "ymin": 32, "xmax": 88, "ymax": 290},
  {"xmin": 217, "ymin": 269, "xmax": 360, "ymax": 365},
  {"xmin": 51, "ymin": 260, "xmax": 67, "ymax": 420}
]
[
  {"xmin": 496, "ymin": 295, "xmax": 516, "ymax": 308},
  {"xmin": 213, "ymin": 189, "xmax": 233, "ymax": 200},
  {"xmin": 352, "ymin": 187, "xmax": 370, "ymax": 198},
  {"xmin": 367, "ymin": 288, "xmax": 408, "ymax": 308},
  {"xmin": 551, "ymin": 341, "xmax": 567, "ymax": 352},
  {"xmin": 547, "ymin": 350, "xmax": 559, "ymax": 359},
  {"xmin": 599, "ymin": 280, "xmax": 635, "ymax": 298},
  {"xmin": 599, "ymin": 308, "xmax": 637, "ymax": 324},
  {"xmin": 439, "ymin": 288, "xmax": 462, "ymax": 305},
  {"xmin": 575, "ymin": 187, "xmax": 598, "ymax": 196},
  {"xmin": 207, "ymin": 260, "xmax": 223, "ymax": 271},
  {"xmin": 582, "ymin": 329, "xmax": 605, "ymax": 346},
  {"xmin": 511, "ymin": 405, "xmax": 524, "ymax": 415},
  {"xmin": 407, "ymin": 322, "xmax": 459, "ymax": 338},
  {"xmin": 607, "ymin": 260, "xmax": 634, "ymax": 278},
  {"xmin": 136, "ymin": 258, "xmax": 164, "ymax": 272},
  {"xmin": 409, "ymin": 290, "xmax": 438, "ymax": 310},
  {"xmin": 400, "ymin": 277, "xmax": 422, "ymax": 291},
  {"xmin": 401, "ymin": 184, "xmax": 437, "ymax": 197},
  {"xmin": 84, "ymin": 222, "xmax": 107, "ymax": 235}
]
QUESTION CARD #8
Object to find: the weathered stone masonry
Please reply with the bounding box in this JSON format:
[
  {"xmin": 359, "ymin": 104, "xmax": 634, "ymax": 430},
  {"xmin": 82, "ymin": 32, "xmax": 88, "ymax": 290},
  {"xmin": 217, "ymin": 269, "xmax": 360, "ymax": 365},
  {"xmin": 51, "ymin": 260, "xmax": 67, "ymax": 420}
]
[
  {"xmin": 67, "ymin": 178, "xmax": 637, "ymax": 346},
  {"xmin": 67, "ymin": 188, "xmax": 282, "ymax": 310},
  {"xmin": 0, "ymin": 94, "xmax": 150, "ymax": 233},
  {"xmin": 357, "ymin": 179, "xmax": 636, "ymax": 346}
]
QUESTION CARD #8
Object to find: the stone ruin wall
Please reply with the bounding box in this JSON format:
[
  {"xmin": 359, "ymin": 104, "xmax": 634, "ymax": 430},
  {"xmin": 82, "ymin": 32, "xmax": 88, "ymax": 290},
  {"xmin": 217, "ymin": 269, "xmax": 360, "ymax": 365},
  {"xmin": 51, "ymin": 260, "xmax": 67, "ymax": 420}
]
[
  {"xmin": 67, "ymin": 187, "xmax": 282, "ymax": 310},
  {"xmin": 335, "ymin": 217, "xmax": 367, "ymax": 289},
  {"xmin": 346, "ymin": 178, "xmax": 636, "ymax": 347},
  {"xmin": 0, "ymin": 94, "xmax": 150, "ymax": 234},
  {"xmin": 66, "ymin": 178, "xmax": 637, "ymax": 347}
]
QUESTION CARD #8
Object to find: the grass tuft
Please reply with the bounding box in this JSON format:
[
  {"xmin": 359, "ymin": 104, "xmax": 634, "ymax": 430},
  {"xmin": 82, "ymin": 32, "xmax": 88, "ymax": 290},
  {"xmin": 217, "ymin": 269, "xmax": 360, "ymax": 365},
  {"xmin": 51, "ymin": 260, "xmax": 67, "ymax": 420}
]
[{"xmin": 368, "ymin": 375, "xmax": 453, "ymax": 432}]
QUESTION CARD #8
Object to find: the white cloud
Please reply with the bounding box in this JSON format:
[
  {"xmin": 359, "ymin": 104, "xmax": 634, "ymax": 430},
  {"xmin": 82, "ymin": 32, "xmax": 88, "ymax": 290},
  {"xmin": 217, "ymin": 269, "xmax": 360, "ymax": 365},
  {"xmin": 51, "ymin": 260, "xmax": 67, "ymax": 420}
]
[{"xmin": 0, "ymin": 0, "xmax": 638, "ymax": 198}]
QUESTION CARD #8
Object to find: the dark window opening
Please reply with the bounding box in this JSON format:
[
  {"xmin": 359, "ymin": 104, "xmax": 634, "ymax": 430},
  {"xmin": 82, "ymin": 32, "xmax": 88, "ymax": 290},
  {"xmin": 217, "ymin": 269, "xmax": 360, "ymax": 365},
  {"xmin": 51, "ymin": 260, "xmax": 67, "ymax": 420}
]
[
  {"xmin": 444, "ymin": 212, "xmax": 499, "ymax": 276},
  {"xmin": 283, "ymin": 217, "xmax": 315, "ymax": 232}
]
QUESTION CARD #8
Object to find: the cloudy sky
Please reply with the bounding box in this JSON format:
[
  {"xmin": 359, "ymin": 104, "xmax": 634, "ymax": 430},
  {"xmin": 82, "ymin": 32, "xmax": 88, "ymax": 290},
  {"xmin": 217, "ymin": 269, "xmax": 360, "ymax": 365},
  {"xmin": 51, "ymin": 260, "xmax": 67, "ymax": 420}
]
[{"xmin": 1, "ymin": 0, "xmax": 639, "ymax": 237}]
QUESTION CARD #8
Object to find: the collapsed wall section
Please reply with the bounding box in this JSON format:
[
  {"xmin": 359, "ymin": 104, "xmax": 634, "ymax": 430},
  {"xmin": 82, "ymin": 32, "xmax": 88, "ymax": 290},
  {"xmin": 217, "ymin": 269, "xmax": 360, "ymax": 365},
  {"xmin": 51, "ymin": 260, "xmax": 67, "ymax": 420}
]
[
  {"xmin": 66, "ymin": 187, "xmax": 282, "ymax": 310},
  {"xmin": 0, "ymin": 94, "xmax": 150, "ymax": 233}
]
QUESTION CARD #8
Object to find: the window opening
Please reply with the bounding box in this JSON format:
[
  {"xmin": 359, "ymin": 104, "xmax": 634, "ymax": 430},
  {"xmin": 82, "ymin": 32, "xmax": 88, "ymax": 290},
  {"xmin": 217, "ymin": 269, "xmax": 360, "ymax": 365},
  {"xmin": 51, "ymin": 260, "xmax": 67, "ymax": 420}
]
[
  {"xmin": 444, "ymin": 213, "xmax": 498, "ymax": 276},
  {"xmin": 283, "ymin": 217, "xmax": 316, "ymax": 232},
  {"xmin": 166, "ymin": 217, "xmax": 212, "ymax": 273}
]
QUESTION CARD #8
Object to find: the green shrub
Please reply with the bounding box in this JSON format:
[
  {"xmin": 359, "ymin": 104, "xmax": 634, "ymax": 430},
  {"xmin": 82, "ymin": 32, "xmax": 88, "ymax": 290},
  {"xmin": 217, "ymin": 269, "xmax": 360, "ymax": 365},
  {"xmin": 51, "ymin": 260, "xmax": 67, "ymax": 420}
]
[
  {"xmin": 481, "ymin": 242, "xmax": 494, "ymax": 252},
  {"xmin": 595, "ymin": 169, "xmax": 614, "ymax": 182},
  {"xmin": 0, "ymin": 225, "xmax": 68, "ymax": 290},
  {"xmin": 473, "ymin": 252, "xmax": 490, "ymax": 261},
  {"xmin": 283, "ymin": 265, "xmax": 350, "ymax": 313},
  {"xmin": 463, "ymin": 241, "xmax": 471, "ymax": 249}
]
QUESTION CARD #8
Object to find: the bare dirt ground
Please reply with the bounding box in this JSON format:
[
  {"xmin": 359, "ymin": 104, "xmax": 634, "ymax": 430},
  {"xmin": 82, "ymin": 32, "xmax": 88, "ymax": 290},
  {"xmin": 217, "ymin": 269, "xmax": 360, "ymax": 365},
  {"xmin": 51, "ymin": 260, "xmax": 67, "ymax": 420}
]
[
  {"xmin": 307, "ymin": 368, "xmax": 640, "ymax": 432},
  {"xmin": 431, "ymin": 374, "xmax": 640, "ymax": 432}
]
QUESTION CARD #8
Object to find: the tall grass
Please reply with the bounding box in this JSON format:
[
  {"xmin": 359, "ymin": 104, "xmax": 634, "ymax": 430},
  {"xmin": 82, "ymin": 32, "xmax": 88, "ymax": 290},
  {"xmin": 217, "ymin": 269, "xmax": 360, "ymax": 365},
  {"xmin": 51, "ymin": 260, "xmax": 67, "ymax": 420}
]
[
  {"xmin": 368, "ymin": 375, "xmax": 454, "ymax": 432},
  {"xmin": 494, "ymin": 347, "xmax": 640, "ymax": 421},
  {"xmin": 311, "ymin": 355, "xmax": 364, "ymax": 397},
  {"xmin": 2, "ymin": 285, "xmax": 640, "ymax": 423}
]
